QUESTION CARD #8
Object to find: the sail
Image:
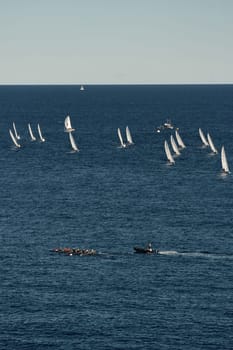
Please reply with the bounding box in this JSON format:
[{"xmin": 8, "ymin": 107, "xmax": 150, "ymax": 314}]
[
  {"xmin": 117, "ymin": 128, "xmax": 126, "ymax": 148},
  {"xmin": 64, "ymin": 115, "xmax": 75, "ymax": 132},
  {"xmin": 221, "ymin": 146, "xmax": 230, "ymax": 173},
  {"xmin": 207, "ymin": 133, "xmax": 217, "ymax": 154},
  {"xmin": 164, "ymin": 140, "xmax": 175, "ymax": 164},
  {"xmin": 69, "ymin": 131, "xmax": 79, "ymax": 152},
  {"xmin": 175, "ymin": 130, "xmax": 186, "ymax": 148},
  {"xmin": 13, "ymin": 122, "xmax": 20, "ymax": 140},
  {"xmin": 9, "ymin": 129, "xmax": 21, "ymax": 148},
  {"xmin": 199, "ymin": 128, "xmax": 209, "ymax": 146},
  {"xmin": 170, "ymin": 135, "xmax": 180, "ymax": 155},
  {"xmin": 37, "ymin": 124, "xmax": 45, "ymax": 142},
  {"xmin": 80, "ymin": 85, "xmax": 84, "ymax": 91},
  {"xmin": 28, "ymin": 123, "xmax": 36, "ymax": 141},
  {"xmin": 126, "ymin": 126, "xmax": 134, "ymax": 145}
]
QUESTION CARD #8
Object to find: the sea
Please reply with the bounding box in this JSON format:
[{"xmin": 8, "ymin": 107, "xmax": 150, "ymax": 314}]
[{"xmin": 0, "ymin": 84, "xmax": 233, "ymax": 350}]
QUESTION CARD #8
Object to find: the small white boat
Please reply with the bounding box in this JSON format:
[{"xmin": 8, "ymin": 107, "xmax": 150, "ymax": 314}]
[
  {"xmin": 199, "ymin": 128, "xmax": 209, "ymax": 147},
  {"xmin": 64, "ymin": 115, "xmax": 75, "ymax": 132},
  {"xmin": 37, "ymin": 124, "xmax": 45, "ymax": 142},
  {"xmin": 68, "ymin": 131, "xmax": 79, "ymax": 152},
  {"xmin": 126, "ymin": 126, "xmax": 134, "ymax": 145},
  {"xmin": 117, "ymin": 128, "xmax": 126, "ymax": 148},
  {"xmin": 13, "ymin": 122, "xmax": 20, "ymax": 140},
  {"xmin": 221, "ymin": 146, "xmax": 230, "ymax": 173},
  {"xmin": 164, "ymin": 140, "xmax": 175, "ymax": 164},
  {"xmin": 9, "ymin": 129, "xmax": 21, "ymax": 148},
  {"xmin": 175, "ymin": 130, "xmax": 186, "ymax": 148},
  {"xmin": 80, "ymin": 85, "xmax": 84, "ymax": 91},
  {"xmin": 170, "ymin": 135, "xmax": 180, "ymax": 155},
  {"xmin": 28, "ymin": 123, "xmax": 36, "ymax": 141},
  {"xmin": 207, "ymin": 133, "xmax": 217, "ymax": 154}
]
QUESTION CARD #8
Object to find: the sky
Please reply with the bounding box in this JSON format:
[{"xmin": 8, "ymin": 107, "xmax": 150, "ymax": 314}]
[{"xmin": 0, "ymin": 0, "xmax": 233, "ymax": 84}]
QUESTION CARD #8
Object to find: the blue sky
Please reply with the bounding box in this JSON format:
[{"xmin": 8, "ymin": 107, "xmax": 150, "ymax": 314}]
[{"xmin": 0, "ymin": 0, "xmax": 233, "ymax": 84}]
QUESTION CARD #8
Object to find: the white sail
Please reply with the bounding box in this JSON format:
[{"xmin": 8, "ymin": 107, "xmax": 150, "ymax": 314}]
[
  {"xmin": 9, "ymin": 129, "xmax": 21, "ymax": 148},
  {"xmin": 117, "ymin": 128, "xmax": 126, "ymax": 148},
  {"xmin": 13, "ymin": 122, "xmax": 20, "ymax": 140},
  {"xmin": 199, "ymin": 128, "xmax": 209, "ymax": 146},
  {"xmin": 64, "ymin": 115, "xmax": 75, "ymax": 132},
  {"xmin": 164, "ymin": 140, "xmax": 175, "ymax": 164},
  {"xmin": 221, "ymin": 146, "xmax": 230, "ymax": 173},
  {"xmin": 175, "ymin": 130, "xmax": 186, "ymax": 148},
  {"xmin": 37, "ymin": 124, "xmax": 45, "ymax": 142},
  {"xmin": 207, "ymin": 133, "xmax": 217, "ymax": 154},
  {"xmin": 80, "ymin": 85, "xmax": 84, "ymax": 91},
  {"xmin": 170, "ymin": 135, "xmax": 180, "ymax": 155},
  {"xmin": 28, "ymin": 123, "xmax": 36, "ymax": 141},
  {"xmin": 69, "ymin": 131, "xmax": 79, "ymax": 152},
  {"xmin": 126, "ymin": 126, "xmax": 134, "ymax": 145}
]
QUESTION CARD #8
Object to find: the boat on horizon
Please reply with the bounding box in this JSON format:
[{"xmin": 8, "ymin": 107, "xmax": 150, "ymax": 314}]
[
  {"xmin": 126, "ymin": 126, "xmax": 134, "ymax": 145},
  {"xmin": 68, "ymin": 131, "xmax": 79, "ymax": 152},
  {"xmin": 117, "ymin": 128, "xmax": 126, "ymax": 148},
  {"xmin": 64, "ymin": 115, "xmax": 75, "ymax": 132},
  {"xmin": 9, "ymin": 129, "xmax": 21, "ymax": 148},
  {"xmin": 199, "ymin": 128, "xmax": 209, "ymax": 147},
  {"xmin": 164, "ymin": 140, "xmax": 175, "ymax": 164},
  {"xmin": 13, "ymin": 122, "xmax": 20, "ymax": 140},
  {"xmin": 134, "ymin": 243, "xmax": 159, "ymax": 254},
  {"xmin": 28, "ymin": 123, "xmax": 36, "ymax": 141},
  {"xmin": 207, "ymin": 133, "xmax": 217, "ymax": 154},
  {"xmin": 221, "ymin": 146, "xmax": 230, "ymax": 174},
  {"xmin": 37, "ymin": 124, "xmax": 45, "ymax": 142}
]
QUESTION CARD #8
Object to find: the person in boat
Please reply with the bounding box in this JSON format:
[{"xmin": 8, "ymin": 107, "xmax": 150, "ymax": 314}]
[{"xmin": 147, "ymin": 243, "xmax": 153, "ymax": 252}]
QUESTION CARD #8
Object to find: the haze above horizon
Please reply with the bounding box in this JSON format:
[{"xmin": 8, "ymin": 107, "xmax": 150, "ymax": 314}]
[{"xmin": 1, "ymin": 0, "xmax": 233, "ymax": 85}]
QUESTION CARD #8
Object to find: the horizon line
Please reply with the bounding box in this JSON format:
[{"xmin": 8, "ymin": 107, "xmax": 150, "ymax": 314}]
[{"xmin": 0, "ymin": 82, "xmax": 233, "ymax": 86}]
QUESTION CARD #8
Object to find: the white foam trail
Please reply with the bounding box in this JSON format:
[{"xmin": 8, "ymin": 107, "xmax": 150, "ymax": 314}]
[{"xmin": 158, "ymin": 250, "xmax": 179, "ymax": 255}]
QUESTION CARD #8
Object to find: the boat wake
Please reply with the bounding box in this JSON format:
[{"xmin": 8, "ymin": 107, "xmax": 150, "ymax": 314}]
[{"xmin": 158, "ymin": 250, "xmax": 233, "ymax": 259}]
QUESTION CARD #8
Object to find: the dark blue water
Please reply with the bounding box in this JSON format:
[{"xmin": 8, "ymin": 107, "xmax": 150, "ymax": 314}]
[{"xmin": 1, "ymin": 85, "xmax": 233, "ymax": 349}]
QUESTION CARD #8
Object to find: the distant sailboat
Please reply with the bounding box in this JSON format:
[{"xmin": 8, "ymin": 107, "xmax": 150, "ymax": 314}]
[
  {"xmin": 9, "ymin": 129, "xmax": 21, "ymax": 148},
  {"xmin": 164, "ymin": 140, "xmax": 175, "ymax": 164},
  {"xmin": 117, "ymin": 128, "xmax": 126, "ymax": 148},
  {"xmin": 175, "ymin": 130, "xmax": 186, "ymax": 148},
  {"xmin": 221, "ymin": 146, "xmax": 230, "ymax": 173},
  {"xmin": 126, "ymin": 126, "xmax": 134, "ymax": 145},
  {"xmin": 28, "ymin": 123, "xmax": 36, "ymax": 141},
  {"xmin": 199, "ymin": 128, "xmax": 209, "ymax": 147},
  {"xmin": 207, "ymin": 133, "xmax": 217, "ymax": 154},
  {"xmin": 37, "ymin": 124, "xmax": 45, "ymax": 142},
  {"xmin": 68, "ymin": 131, "xmax": 79, "ymax": 152},
  {"xmin": 64, "ymin": 115, "xmax": 75, "ymax": 132},
  {"xmin": 13, "ymin": 122, "xmax": 20, "ymax": 140},
  {"xmin": 80, "ymin": 85, "xmax": 85, "ymax": 91},
  {"xmin": 170, "ymin": 135, "xmax": 180, "ymax": 155}
]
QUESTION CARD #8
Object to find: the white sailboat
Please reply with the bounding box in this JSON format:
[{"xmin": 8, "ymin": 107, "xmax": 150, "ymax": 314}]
[
  {"xmin": 64, "ymin": 115, "xmax": 75, "ymax": 132},
  {"xmin": 221, "ymin": 146, "xmax": 230, "ymax": 173},
  {"xmin": 170, "ymin": 135, "xmax": 180, "ymax": 155},
  {"xmin": 207, "ymin": 133, "xmax": 217, "ymax": 154},
  {"xmin": 164, "ymin": 140, "xmax": 175, "ymax": 164},
  {"xmin": 37, "ymin": 124, "xmax": 45, "ymax": 142},
  {"xmin": 80, "ymin": 85, "xmax": 84, "ymax": 91},
  {"xmin": 68, "ymin": 131, "xmax": 79, "ymax": 152},
  {"xmin": 28, "ymin": 123, "xmax": 36, "ymax": 141},
  {"xmin": 175, "ymin": 130, "xmax": 186, "ymax": 148},
  {"xmin": 117, "ymin": 128, "xmax": 126, "ymax": 148},
  {"xmin": 199, "ymin": 128, "xmax": 209, "ymax": 147},
  {"xmin": 126, "ymin": 126, "xmax": 134, "ymax": 145},
  {"xmin": 13, "ymin": 122, "xmax": 20, "ymax": 140},
  {"xmin": 9, "ymin": 129, "xmax": 21, "ymax": 148}
]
